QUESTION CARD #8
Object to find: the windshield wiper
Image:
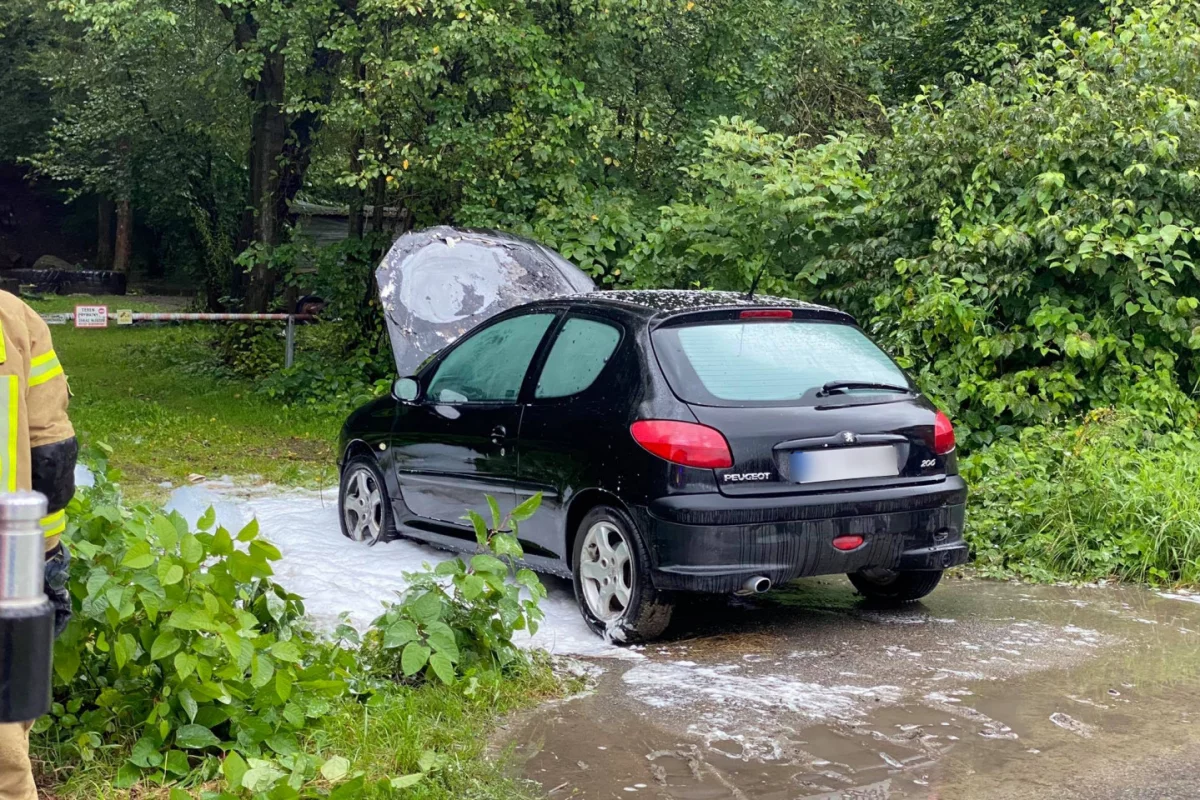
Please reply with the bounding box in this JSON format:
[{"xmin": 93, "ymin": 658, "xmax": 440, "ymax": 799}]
[{"xmin": 817, "ymin": 380, "xmax": 915, "ymax": 397}]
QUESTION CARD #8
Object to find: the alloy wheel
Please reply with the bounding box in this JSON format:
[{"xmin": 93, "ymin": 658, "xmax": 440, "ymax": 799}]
[
  {"xmin": 579, "ymin": 520, "xmax": 634, "ymax": 621},
  {"xmin": 343, "ymin": 467, "xmax": 383, "ymax": 544}
]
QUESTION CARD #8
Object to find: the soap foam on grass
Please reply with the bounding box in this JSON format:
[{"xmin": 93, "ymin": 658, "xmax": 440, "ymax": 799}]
[{"xmin": 164, "ymin": 482, "xmax": 638, "ymax": 659}]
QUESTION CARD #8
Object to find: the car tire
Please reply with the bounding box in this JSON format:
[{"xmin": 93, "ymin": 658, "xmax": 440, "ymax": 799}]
[
  {"xmin": 338, "ymin": 455, "xmax": 394, "ymax": 546},
  {"xmin": 572, "ymin": 505, "xmax": 673, "ymax": 643},
  {"xmin": 848, "ymin": 568, "xmax": 943, "ymax": 604},
  {"xmin": 7, "ymin": 268, "xmax": 127, "ymax": 295}
]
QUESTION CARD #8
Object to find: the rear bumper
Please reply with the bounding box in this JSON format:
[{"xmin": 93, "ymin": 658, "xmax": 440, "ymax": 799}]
[{"xmin": 634, "ymin": 477, "xmax": 968, "ymax": 594}]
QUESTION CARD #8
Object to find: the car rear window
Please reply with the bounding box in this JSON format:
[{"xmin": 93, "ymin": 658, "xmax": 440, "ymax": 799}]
[{"xmin": 652, "ymin": 320, "xmax": 909, "ymax": 405}]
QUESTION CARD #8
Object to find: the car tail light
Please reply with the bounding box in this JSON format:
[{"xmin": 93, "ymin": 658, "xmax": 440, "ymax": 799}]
[
  {"xmin": 740, "ymin": 309, "xmax": 793, "ymax": 319},
  {"xmin": 934, "ymin": 410, "xmax": 956, "ymax": 455},
  {"xmin": 832, "ymin": 535, "xmax": 865, "ymax": 551},
  {"xmin": 630, "ymin": 420, "xmax": 733, "ymax": 469}
]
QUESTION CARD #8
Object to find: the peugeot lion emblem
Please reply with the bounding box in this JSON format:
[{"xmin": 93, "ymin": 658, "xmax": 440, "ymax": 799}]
[{"xmin": 842, "ymin": 431, "xmax": 857, "ymax": 444}]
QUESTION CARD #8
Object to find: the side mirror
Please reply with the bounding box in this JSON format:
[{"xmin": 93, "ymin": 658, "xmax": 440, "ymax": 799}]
[{"xmin": 392, "ymin": 377, "xmax": 421, "ymax": 403}]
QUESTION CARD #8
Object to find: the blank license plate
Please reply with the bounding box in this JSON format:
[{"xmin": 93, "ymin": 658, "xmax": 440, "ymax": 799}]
[{"xmin": 789, "ymin": 446, "xmax": 899, "ymax": 484}]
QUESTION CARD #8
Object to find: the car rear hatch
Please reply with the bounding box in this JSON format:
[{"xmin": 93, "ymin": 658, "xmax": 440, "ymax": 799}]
[{"xmin": 650, "ymin": 308, "xmax": 949, "ymax": 497}]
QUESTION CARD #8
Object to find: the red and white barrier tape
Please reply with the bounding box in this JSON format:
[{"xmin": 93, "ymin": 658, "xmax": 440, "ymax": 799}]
[
  {"xmin": 124, "ymin": 313, "xmax": 314, "ymax": 321},
  {"xmin": 41, "ymin": 312, "xmax": 314, "ymax": 322}
]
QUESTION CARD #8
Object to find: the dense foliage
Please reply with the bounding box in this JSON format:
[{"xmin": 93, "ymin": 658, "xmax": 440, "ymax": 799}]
[
  {"xmin": 964, "ymin": 410, "xmax": 1200, "ymax": 585},
  {"xmin": 241, "ymin": 0, "xmax": 1200, "ymax": 447},
  {"xmin": 865, "ymin": 2, "xmax": 1200, "ymax": 443},
  {"xmin": 630, "ymin": 2, "xmax": 1200, "ymax": 445},
  {"xmin": 3, "ymin": 0, "xmax": 1104, "ymax": 303},
  {"xmin": 37, "ymin": 447, "xmax": 550, "ymax": 798},
  {"xmin": 13, "ymin": 0, "xmax": 1200, "ymax": 583}
]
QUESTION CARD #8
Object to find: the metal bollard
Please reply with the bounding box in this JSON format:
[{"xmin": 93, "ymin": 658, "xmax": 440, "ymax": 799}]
[
  {"xmin": 0, "ymin": 492, "xmax": 53, "ymax": 723},
  {"xmin": 285, "ymin": 315, "xmax": 296, "ymax": 369}
]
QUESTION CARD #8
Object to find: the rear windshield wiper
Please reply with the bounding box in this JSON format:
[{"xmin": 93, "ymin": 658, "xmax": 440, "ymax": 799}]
[{"xmin": 817, "ymin": 380, "xmax": 915, "ymax": 397}]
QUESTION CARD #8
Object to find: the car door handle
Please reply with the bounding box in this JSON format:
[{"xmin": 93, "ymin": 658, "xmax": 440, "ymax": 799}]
[{"xmin": 490, "ymin": 425, "xmax": 507, "ymax": 444}]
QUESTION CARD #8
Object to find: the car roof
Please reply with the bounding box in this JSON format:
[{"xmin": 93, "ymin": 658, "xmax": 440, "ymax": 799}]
[{"xmin": 556, "ymin": 289, "xmax": 853, "ymax": 323}]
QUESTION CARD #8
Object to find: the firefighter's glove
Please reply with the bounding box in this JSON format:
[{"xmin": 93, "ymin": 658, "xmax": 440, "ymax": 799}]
[{"xmin": 44, "ymin": 543, "xmax": 72, "ymax": 638}]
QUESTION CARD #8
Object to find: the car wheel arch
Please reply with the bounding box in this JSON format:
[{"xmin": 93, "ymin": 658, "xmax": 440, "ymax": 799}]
[
  {"xmin": 564, "ymin": 488, "xmax": 631, "ymax": 570},
  {"xmin": 341, "ymin": 439, "xmax": 376, "ymax": 472}
]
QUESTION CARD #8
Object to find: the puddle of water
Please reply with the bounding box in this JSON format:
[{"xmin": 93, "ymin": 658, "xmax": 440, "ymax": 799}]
[
  {"xmin": 157, "ymin": 482, "xmax": 1200, "ymax": 796},
  {"xmin": 508, "ymin": 579, "xmax": 1200, "ymax": 799}
]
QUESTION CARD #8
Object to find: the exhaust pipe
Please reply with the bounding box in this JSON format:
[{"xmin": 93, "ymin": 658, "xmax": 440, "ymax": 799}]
[{"xmin": 736, "ymin": 576, "xmax": 772, "ymax": 596}]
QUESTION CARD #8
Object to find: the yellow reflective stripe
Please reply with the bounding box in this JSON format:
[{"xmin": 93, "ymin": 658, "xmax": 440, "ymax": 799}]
[
  {"xmin": 29, "ymin": 350, "xmax": 63, "ymax": 387},
  {"xmin": 29, "ymin": 364, "xmax": 64, "ymax": 387},
  {"xmin": 40, "ymin": 510, "xmax": 66, "ymax": 538},
  {"xmin": 0, "ymin": 375, "xmax": 14, "ymax": 492},
  {"xmin": 31, "ymin": 350, "xmax": 58, "ymax": 368},
  {"xmin": 0, "ymin": 319, "xmax": 6, "ymax": 364}
]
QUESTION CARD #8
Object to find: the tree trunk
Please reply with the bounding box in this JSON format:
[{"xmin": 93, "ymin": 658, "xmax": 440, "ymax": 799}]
[
  {"xmin": 113, "ymin": 198, "xmax": 132, "ymax": 274},
  {"xmin": 348, "ymin": 156, "xmax": 365, "ymax": 240},
  {"xmin": 371, "ymin": 162, "xmax": 386, "ymax": 235},
  {"xmin": 243, "ymin": 51, "xmax": 335, "ymax": 311},
  {"xmin": 96, "ymin": 197, "xmax": 114, "ymax": 270},
  {"xmin": 244, "ymin": 51, "xmax": 288, "ymax": 312},
  {"xmin": 348, "ymin": 55, "xmax": 366, "ymax": 241},
  {"xmin": 224, "ymin": 3, "xmax": 345, "ymax": 311}
]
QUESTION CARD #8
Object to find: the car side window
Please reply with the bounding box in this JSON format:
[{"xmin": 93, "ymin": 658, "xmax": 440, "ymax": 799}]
[
  {"xmin": 427, "ymin": 313, "xmax": 555, "ymax": 403},
  {"xmin": 535, "ymin": 317, "xmax": 622, "ymax": 399}
]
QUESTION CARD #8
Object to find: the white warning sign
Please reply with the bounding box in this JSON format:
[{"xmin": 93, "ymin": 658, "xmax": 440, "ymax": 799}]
[{"xmin": 74, "ymin": 305, "xmax": 109, "ymax": 328}]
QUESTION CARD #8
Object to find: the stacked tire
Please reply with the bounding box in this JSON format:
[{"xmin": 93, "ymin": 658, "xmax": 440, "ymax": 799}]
[{"xmin": 5, "ymin": 269, "xmax": 127, "ymax": 295}]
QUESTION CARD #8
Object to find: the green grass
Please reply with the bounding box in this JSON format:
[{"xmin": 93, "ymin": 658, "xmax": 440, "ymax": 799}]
[
  {"xmin": 964, "ymin": 409, "xmax": 1200, "ymax": 586},
  {"xmin": 37, "ymin": 661, "xmax": 565, "ymax": 799},
  {"xmin": 29, "ymin": 294, "xmax": 343, "ymax": 498}
]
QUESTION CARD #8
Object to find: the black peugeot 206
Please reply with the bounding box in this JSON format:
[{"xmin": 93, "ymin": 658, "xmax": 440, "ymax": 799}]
[{"xmin": 338, "ymin": 229, "xmax": 967, "ymax": 642}]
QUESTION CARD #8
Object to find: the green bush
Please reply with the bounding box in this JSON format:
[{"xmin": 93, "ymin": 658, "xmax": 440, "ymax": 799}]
[
  {"xmin": 221, "ymin": 318, "xmax": 391, "ymax": 415},
  {"xmin": 38, "ymin": 447, "xmax": 550, "ymax": 799},
  {"xmin": 254, "ymin": 233, "xmax": 396, "ymax": 413},
  {"xmin": 365, "ymin": 495, "xmax": 547, "ymax": 684},
  {"xmin": 964, "ymin": 409, "xmax": 1200, "ymax": 584},
  {"xmin": 626, "ymin": 116, "xmax": 873, "ymax": 299},
  {"xmin": 216, "ymin": 323, "xmax": 288, "ymax": 379},
  {"xmin": 257, "ymin": 355, "xmax": 391, "ymax": 416},
  {"xmin": 298, "ymin": 233, "xmax": 392, "ymax": 352},
  {"xmin": 629, "ymin": 3, "xmax": 1200, "ymax": 446},
  {"xmin": 864, "ymin": 0, "xmax": 1200, "ymax": 444},
  {"xmin": 41, "ymin": 446, "xmax": 360, "ymax": 795}
]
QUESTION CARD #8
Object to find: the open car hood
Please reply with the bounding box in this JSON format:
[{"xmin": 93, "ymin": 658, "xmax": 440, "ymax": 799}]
[{"xmin": 375, "ymin": 227, "xmax": 596, "ymax": 376}]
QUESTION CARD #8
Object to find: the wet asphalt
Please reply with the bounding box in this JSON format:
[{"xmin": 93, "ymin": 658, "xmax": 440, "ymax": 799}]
[{"xmin": 505, "ymin": 576, "xmax": 1200, "ymax": 799}]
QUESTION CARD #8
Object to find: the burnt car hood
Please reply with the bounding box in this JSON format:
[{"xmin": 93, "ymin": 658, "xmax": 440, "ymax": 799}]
[{"xmin": 375, "ymin": 227, "xmax": 596, "ymax": 376}]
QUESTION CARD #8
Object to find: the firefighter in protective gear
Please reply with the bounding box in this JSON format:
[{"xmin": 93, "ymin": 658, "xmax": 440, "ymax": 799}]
[{"xmin": 0, "ymin": 291, "xmax": 77, "ymax": 800}]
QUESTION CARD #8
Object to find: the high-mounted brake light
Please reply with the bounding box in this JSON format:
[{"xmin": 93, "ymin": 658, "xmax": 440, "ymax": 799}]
[
  {"xmin": 934, "ymin": 410, "xmax": 956, "ymax": 455},
  {"xmin": 740, "ymin": 309, "xmax": 793, "ymax": 319},
  {"xmin": 630, "ymin": 420, "xmax": 733, "ymax": 469}
]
